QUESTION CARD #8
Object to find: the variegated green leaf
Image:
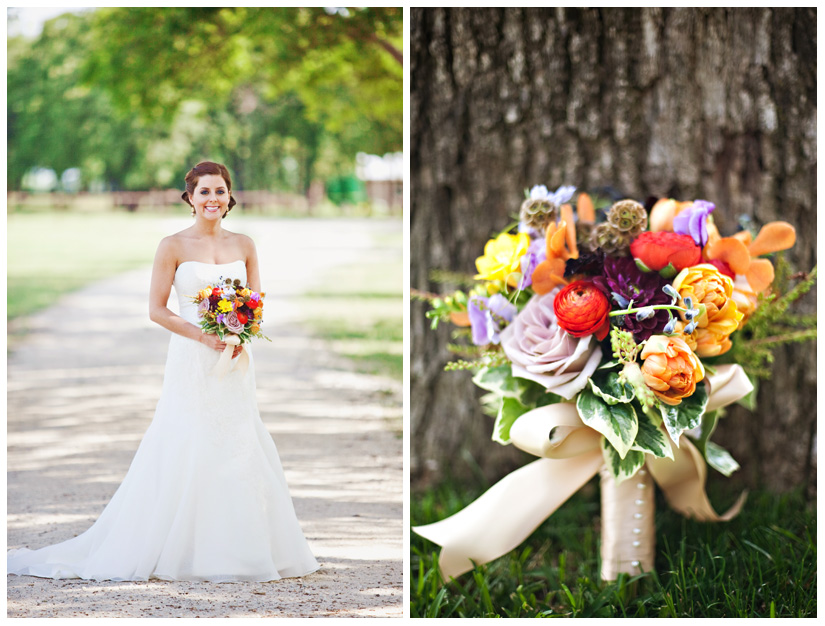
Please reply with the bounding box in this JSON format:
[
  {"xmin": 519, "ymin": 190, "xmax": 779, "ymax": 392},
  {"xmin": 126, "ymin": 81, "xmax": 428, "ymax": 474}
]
[
  {"xmin": 705, "ymin": 441, "xmax": 740, "ymax": 477},
  {"xmin": 588, "ymin": 370, "xmax": 635, "ymax": 405},
  {"xmin": 491, "ymin": 397, "xmax": 530, "ymax": 445},
  {"xmin": 473, "ymin": 366, "xmax": 561, "ymax": 408},
  {"xmin": 658, "ymin": 382, "xmax": 708, "ymax": 446},
  {"xmin": 576, "ymin": 387, "xmax": 638, "ymax": 459},
  {"xmin": 632, "ymin": 409, "xmax": 674, "ymax": 459},
  {"xmin": 602, "ymin": 438, "xmax": 646, "ymax": 483}
]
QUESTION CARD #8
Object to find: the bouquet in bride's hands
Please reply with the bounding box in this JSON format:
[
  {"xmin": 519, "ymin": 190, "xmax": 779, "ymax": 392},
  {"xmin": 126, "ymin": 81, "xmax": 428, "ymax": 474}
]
[
  {"xmin": 191, "ymin": 277, "xmax": 270, "ymax": 344},
  {"xmin": 191, "ymin": 277, "xmax": 270, "ymax": 377}
]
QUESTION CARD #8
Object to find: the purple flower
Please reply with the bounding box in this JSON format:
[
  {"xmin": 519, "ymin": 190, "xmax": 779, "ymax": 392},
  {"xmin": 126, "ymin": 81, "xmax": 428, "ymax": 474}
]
[
  {"xmin": 592, "ymin": 257, "xmax": 671, "ymax": 341},
  {"xmin": 673, "ymin": 199, "xmax": 715, "ymax": 246},
  {"xmin": 217, "ymin": 313, "xmax": 225, "ymax": 325},
  {"xmin": 198, "ymin": 299, "xmax": 210, "ymax": 317},
  {"xmin": 518, "ymin": 237, "xmax": 547, "ymax": 288},
  {"xmin": 468, "ymin": 293, "xmax": 518, "ymax": 345}
]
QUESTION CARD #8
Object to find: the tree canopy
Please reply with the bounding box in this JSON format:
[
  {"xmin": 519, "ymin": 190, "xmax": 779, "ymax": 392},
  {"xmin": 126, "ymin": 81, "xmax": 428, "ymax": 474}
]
[{"xmin": 7, "ymin": 7, "xmax": 402, "ymax": 192}]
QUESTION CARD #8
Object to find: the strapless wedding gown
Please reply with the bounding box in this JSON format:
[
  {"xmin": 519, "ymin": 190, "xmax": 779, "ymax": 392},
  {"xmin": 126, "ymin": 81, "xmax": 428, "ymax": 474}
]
[{"xmin": 7, "ymin": 260, "xmax": 319, "ymax": 582}]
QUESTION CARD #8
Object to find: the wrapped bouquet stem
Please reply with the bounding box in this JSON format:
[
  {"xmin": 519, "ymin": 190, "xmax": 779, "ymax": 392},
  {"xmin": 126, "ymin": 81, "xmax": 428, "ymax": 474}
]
[
  {"xmin": 415, "ymin": 184, "xmax": 806, "ymax": 584},
  {"xmin": 599, "ymin": 464, "xmax": 654, "ymax": 581}
]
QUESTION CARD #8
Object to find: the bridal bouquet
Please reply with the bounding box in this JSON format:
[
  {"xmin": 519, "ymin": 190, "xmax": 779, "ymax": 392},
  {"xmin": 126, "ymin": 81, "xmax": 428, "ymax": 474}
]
[
  {"xmin": 414, "ymin": 185, "xmax": 814, "ymax": 582},
  {"xmin": 191, "ymin": 277, "xmax": 270, "ymax": 377},
  {"xmin": 191, "ymin": 277, "xmax": 269, "ymax": 343}
]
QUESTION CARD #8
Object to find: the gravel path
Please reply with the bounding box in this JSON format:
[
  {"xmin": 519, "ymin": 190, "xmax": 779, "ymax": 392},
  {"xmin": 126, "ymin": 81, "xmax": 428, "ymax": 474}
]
[{"xmin": 7, "ymin": 218, "xmax": 403, "ymax": 618}]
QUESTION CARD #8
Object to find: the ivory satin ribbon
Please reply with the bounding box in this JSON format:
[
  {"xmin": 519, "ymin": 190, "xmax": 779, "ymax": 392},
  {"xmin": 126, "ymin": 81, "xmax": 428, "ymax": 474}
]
[
  {"xmin": 212, "ymin": 334, "xmax": 250, "ymax": 378},
  {"xmin": 413, "ymin": 364, "xmax": 753, "ymax": 580}
]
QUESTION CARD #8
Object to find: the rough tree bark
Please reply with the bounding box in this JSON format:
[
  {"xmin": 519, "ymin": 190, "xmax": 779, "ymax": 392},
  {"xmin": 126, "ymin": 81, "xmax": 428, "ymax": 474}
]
[{"xmin": 411, "ymin": 8, "xmax": 816, "ymax": 495}]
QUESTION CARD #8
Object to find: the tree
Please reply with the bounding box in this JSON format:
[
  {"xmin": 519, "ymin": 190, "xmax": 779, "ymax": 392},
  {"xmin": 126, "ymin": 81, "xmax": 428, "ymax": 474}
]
[
  {"xmin": 7, "ymin": 8, "xmax": 402, "ymax": 193},
  {"xmin": 410, "ymin": 8, "xmax": 816, "ymax": 495},
  {"xmin": 81, "ymin": 7, "xmax": 402, "ymax": 186}
]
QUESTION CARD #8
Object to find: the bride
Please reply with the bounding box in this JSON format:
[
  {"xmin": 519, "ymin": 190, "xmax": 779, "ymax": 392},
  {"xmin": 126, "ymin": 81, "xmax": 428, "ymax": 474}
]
[{"xmin": 7, "ymin": 161, "xmax": 319, "ymax": 582}]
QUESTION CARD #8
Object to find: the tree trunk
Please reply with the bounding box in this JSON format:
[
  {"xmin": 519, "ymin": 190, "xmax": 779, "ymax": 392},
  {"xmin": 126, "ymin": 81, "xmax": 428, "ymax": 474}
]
[{"xmin": 411, "ymin": 8, "xmax": 816, "ymax": 495}]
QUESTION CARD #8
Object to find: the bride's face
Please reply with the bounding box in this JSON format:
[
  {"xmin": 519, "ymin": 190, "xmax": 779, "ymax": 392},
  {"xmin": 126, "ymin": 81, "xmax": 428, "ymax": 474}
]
[{"xmin": 191, "ymin": 174, "xmax": 230, "ymax": 219}]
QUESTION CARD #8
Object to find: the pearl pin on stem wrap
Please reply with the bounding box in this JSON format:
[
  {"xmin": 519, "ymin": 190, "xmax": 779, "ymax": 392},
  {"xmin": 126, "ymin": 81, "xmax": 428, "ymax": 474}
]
[{"xmin": 599, "ymin": 465, "xmax": 655, "ymax": 581}]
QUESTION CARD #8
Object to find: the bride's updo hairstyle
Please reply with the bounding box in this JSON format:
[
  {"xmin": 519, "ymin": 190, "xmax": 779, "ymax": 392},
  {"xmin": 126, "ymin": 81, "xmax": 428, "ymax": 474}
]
[{"xmin": 181, "ymin": 161, "xmax": 237, "ymax": 219}]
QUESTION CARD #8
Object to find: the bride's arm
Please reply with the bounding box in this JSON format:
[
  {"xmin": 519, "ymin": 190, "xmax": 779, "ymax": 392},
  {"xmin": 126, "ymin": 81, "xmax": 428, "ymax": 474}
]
[
  {"xmin": 148, "ymin": 237, "xmax": 226, "ymax": 351},
  {"xmin": 244, "ymin": 236, "xmax": 262, "ymax": 293}
]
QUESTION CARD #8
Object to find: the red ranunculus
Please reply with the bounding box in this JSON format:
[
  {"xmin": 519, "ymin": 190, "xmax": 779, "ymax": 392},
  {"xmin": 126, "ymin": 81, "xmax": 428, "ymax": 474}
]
[
  {"xmin": 553, "ymin": 280, "xmax": 611, "ymax": 340},
  {"xmin": 212, "ymin": 287, "xmax": 223, "ymax": 297},
  {"xmin": 236, "ymin": 310, "xmax": 249, "ymax": 325},
  {"xmin": 630, "ymin": 231, "xmax": 702, "ymax": 272},
  {"xmin": 707, "ymin": 258, "xmax": 736, "ymax": 279}
]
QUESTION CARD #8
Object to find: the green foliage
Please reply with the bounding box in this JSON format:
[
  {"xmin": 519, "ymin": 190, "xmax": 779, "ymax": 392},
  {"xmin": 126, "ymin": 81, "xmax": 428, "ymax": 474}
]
[
  {"xmin": 723, "ymin": 262, "xmax": 816, "ymax": 379},
  {"xmin": 411, "ymin": 480, "xmax": 816, "ymax": 617},
  {"xmin": 631, "ymin": 410, "xmax": 673, "ymax": 459},
  {"xmin": 657, "ymin": 381, "xmax": 708, "ymax": 445},
  {"xmin": 8, "ymin": 7, "xmax": 401, "ymax": 193},
  {"xmin": 601, "ymin": 439, "xmax": 646, "ymax": 483},
  {"xmin": 577, "ymin": 386, "xmax": 638, "ymax": 459},
  {"xmin": 472, "ymin": 366, "xmax": 562, "ymax": 444}
]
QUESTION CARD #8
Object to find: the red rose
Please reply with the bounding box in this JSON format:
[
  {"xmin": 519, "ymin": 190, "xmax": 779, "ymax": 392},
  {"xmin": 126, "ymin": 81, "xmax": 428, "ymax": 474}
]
[
  {"xmin": 630, "ymin": 231, "xmax": 702, "ymax": 272},
  {"xmin": 212, "ymin": 287, "xmax": 222, "ymax": 297},
  {"xmin": 553, "ymin": 280, "xmax": 611, "ymax": 340},
  {"xmin": 236, "ymin": 310, "xmax": 249, "ymax": 325}
]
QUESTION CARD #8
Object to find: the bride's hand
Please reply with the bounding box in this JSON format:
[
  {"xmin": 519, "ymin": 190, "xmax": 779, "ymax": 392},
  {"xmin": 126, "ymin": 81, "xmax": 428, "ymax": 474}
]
[
  {"xmin": 199, "ymin": 333, "xmax": 228, "ymax": 353},
  {"xmin": 199, "ymin": 333, "xmax": 244, "ymax": 359}
]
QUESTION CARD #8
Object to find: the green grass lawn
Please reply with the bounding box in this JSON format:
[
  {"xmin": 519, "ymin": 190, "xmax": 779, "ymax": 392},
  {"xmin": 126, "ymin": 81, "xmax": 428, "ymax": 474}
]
[
  {"xmin": 411, "ymin": 478, "xmax": 816, "ymax": 618},
  {"xmin": 298, "ymin": 229, "xmax": 403, "ymax": 382},
  {"xmin": 8, "ymin": 211, "xmax": 177, "ymax": 322}
]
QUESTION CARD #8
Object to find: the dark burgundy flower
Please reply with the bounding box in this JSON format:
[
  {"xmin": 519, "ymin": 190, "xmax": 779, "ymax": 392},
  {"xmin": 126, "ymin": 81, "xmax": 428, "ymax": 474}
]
[
  {"xmin": 592, "ymin": 257, "xmax": 671, "ymax": 341},
  {"xmin": 564, "ymin": 249, "xmax": 605, "ymax": 279}
]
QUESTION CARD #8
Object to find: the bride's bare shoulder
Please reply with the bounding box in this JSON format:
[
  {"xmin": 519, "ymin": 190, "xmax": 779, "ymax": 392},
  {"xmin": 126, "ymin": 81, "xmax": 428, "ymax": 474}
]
[
  {"xmin": 222, "ymin": 230, "xmax": 257, "ymax": 254},
  {"xmin": 155, "ymin": 229, "xmax": 192, "ymax": 260}
]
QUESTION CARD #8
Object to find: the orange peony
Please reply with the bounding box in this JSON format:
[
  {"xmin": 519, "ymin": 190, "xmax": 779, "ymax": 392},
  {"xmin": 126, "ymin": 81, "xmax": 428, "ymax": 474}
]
[
  {"xmin": 640, "ymin": 335, "xmax": 704, "ymax": 406},
  {"xmin": 672, "ymin": 264, "xmax": 744, "ymax": 357}
]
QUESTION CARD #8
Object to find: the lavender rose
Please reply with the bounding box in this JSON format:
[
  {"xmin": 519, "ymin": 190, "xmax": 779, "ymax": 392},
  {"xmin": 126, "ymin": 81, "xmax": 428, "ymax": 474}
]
[
  {"xmin": 197, "ymin": 298, "xmax": 210, "ymax": 317},
  {"xmin": 224, "ymin": 311, "xmax": 244, "ymax": 334},
  {"xmin": 499, "ymin": 288, "xmax": 603, "ymax": 399}
]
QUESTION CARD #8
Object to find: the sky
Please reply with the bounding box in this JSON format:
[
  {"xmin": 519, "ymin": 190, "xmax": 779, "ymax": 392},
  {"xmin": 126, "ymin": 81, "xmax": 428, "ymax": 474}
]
[{"xmin": 7, "ymin": 6, "xmax": 93, "ymax": 38}]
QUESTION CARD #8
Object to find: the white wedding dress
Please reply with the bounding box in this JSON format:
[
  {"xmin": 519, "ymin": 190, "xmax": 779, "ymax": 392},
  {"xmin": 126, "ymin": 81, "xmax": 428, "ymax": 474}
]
[{"xmin": 8, "ymin": 260, "xmax": 319, "ymax": 582}]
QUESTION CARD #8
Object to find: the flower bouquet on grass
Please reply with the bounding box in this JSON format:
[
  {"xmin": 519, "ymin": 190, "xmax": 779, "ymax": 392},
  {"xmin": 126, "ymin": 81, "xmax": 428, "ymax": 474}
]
[
  {"xmin": 191, "ymin": 277, "xmax": 270, "ymax": 377},
  {"xmin": 413, "ymin": 185, "xmax": 815, "ymax": 583}
]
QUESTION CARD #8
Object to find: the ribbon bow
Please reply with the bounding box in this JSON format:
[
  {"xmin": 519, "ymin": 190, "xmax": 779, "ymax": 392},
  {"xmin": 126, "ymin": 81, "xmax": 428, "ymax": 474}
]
[
  {"xmin": 413, "ymin": 364, "xmax": 753, "ymax": 580},
  {"xmin": 211, "ymin": 334, "xmax": 250, "ymax": 379}
]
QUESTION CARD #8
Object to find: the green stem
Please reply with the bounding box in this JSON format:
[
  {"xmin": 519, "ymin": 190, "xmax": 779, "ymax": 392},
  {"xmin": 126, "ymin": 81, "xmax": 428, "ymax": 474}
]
[
  {"xmin": 746, "ymin": 329, "xmax": 817, "ymax": 347},
  {"xmin": 609, "ymin": 304, "xmax": 686, "ymax": 317}
]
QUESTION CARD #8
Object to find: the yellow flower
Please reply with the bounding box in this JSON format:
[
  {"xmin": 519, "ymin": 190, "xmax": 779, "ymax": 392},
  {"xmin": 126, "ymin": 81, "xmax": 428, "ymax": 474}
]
[
  {"xmin": 254, "ymin": 307, "xmax": 262, "ymax": 320},
  {"xmin": 217, "ymin": 299, "xmax": 233, "ymax": 313},
  {"xmin": 239, "ymin": 288, "xmax": 251, "ymax": 298},
  {"xmin": 250, "ymin": 323, "xmax": 260, "ymax": 334},
  {"xmin": 198, "ymin": 288, "xmax": 212, "ymax": 300},
  {"xmin": 475, "ymin": 232, "xmax": 531, "ymax": 286},
  {"xmin": 672, "ymin": 263, "xmax": 743, "ymax": 357},
  {"xmin": 640, "ymin": 334, "xmax": 704, "ymax": 406}
]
